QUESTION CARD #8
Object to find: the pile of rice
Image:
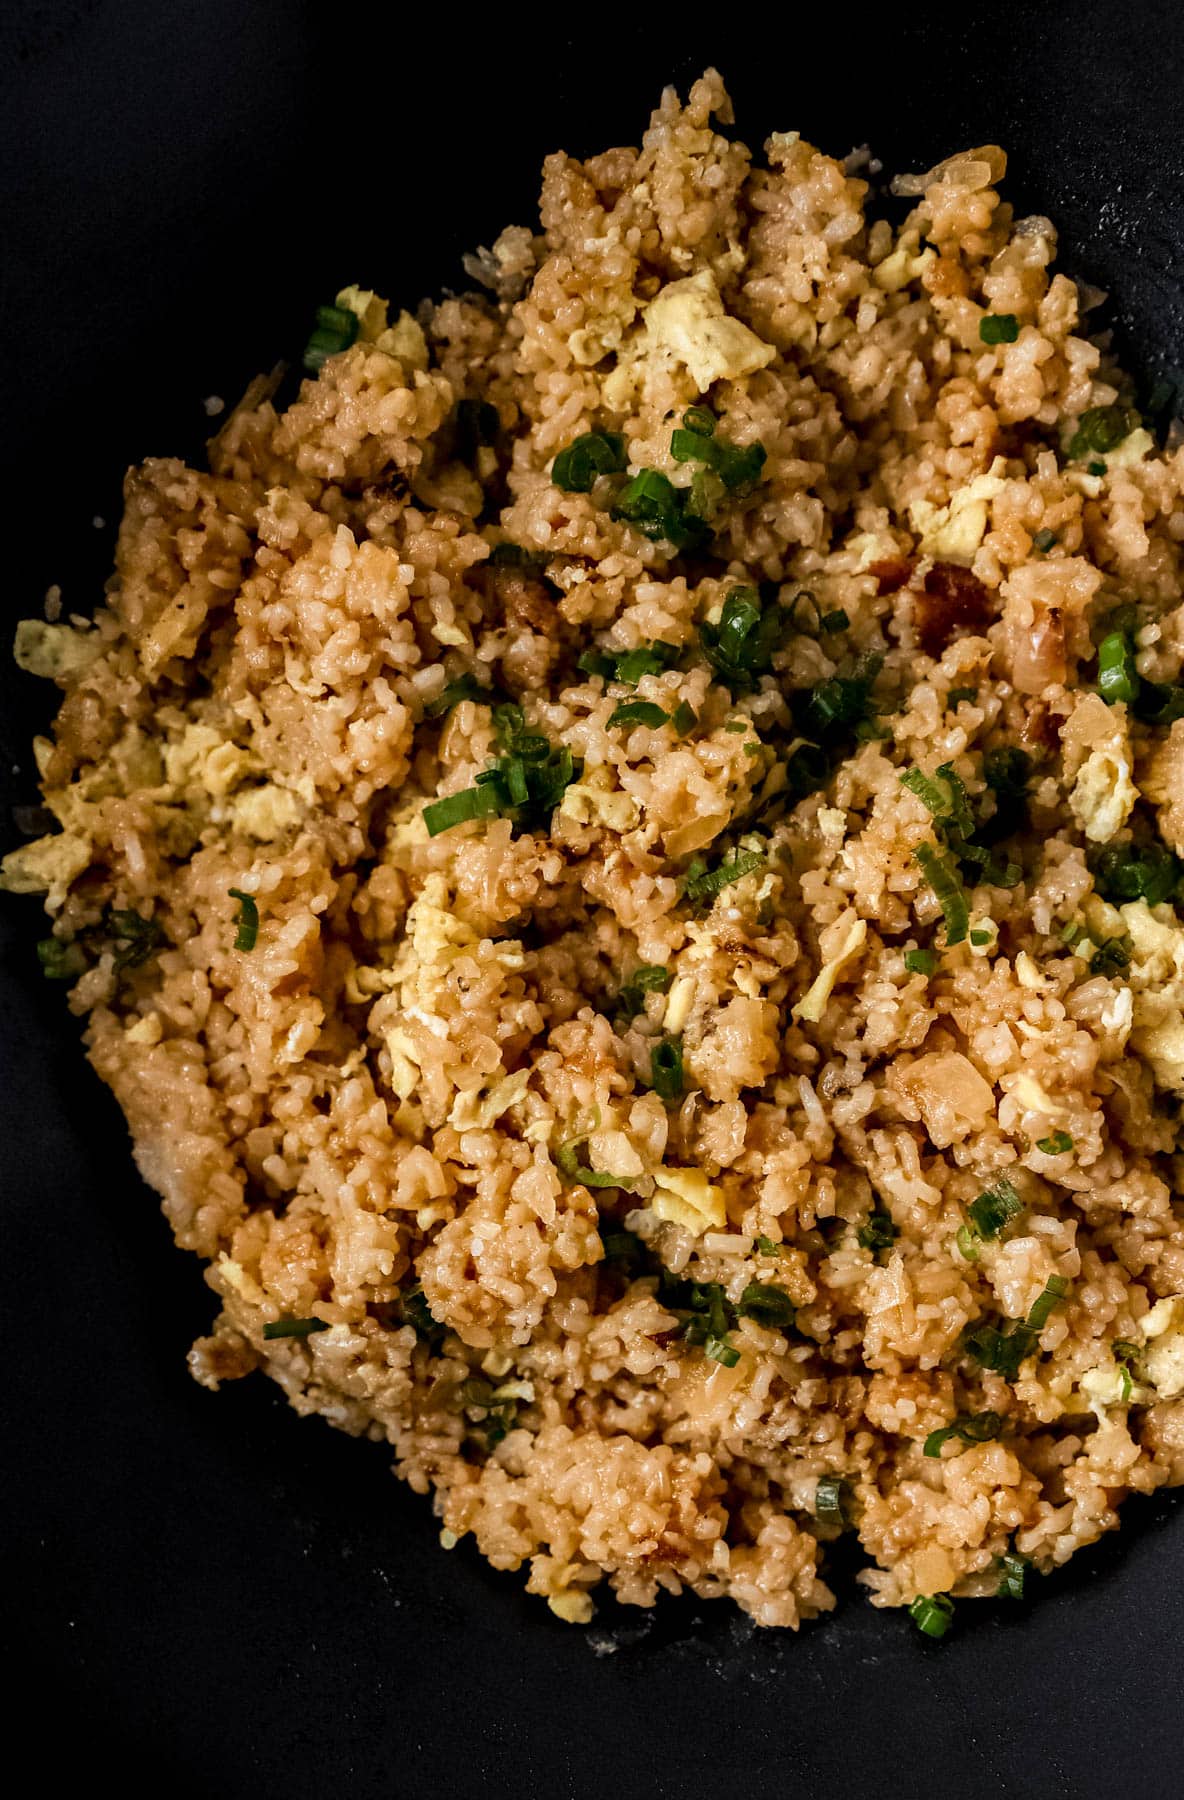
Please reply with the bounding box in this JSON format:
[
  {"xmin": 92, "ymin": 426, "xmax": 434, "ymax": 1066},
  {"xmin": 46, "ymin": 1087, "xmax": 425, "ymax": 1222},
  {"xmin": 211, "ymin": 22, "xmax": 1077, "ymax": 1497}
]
[{"xmin": 8, "ymin": 70, "xmax": 1184, "ymax": 1633}]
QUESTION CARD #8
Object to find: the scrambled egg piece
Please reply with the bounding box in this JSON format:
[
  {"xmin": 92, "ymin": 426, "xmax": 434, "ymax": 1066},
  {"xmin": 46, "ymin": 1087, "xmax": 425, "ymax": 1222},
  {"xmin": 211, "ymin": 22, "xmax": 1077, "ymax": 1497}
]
[
  {"xmin": 908, "ymin": 459, "xmax": 1007, "ymax": 562},
  {"xmin": 871, "ymin": 229, "xmax": 936, "ymax": 293},
  {"xmin": 1103, "ymin": 427, "xmax": 1155, "ymax": 470},
  {"xmin": 604, "ymin": 269, "xmax": 774, "ymax": 406},
  {"xmin": 559, "ymin": 766, "xmax": 640, "ymax": 833},
  {"xmin": 792, "ymin": 912, "xmax": 867, "ymax": 1024},
  {"xmin": 1070, "ymin": 746, "xmax": 1137, "ymax": 844},
  {"xmin": 448, "ymin": 1069, "xmax": 530, "ymax": 1132},
  {"xmin": 663, "ymin": 974, "xmax": 696, "ymax": 1034},
  {"xmin": 378, "ymin": 875, "xmax": 524, "ymax": 1102},
  {"xmin": 335, "ymin": 285, "xmax": 429, "ymax": 371},
  {"xmin": 230, "ymin": 783, "xmax": 303, "ymax": 842},
  {"xmin": 652, "ymin": 1167, "xmax": 727, "ymax": 1235},
  {"xmin": 0, "ymin": 830, "xmax": 91, "ymax": 907},
  {"xmin": 1142, "ymin": 1295, "xmax": 1184, "ymax": 1399},
  {"xmin": 1120, "ymin": 901, "xmax": 1184, "ymax": 1091},
  {"xmin": 14, "ymin": 620, "xmax": 103, "ymax": 680},
  {"xmin": 163, "ymin": 723, "xmax": 254, "ymax": 799}
]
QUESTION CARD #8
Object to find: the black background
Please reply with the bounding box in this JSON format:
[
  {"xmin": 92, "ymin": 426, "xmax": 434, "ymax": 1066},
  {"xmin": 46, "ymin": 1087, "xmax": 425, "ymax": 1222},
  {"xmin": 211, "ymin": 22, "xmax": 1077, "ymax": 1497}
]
[{"xmin": 2, "ymin": 4, "xmax": 1183, "ymax": 1794}]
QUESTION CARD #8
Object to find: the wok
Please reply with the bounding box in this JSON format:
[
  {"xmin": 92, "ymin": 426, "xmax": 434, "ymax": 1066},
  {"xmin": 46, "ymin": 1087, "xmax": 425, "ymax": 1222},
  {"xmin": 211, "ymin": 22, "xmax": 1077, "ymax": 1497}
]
[{"xmin": 3, "ymin": 4, "xmax": 1183, "ymax": 1794}]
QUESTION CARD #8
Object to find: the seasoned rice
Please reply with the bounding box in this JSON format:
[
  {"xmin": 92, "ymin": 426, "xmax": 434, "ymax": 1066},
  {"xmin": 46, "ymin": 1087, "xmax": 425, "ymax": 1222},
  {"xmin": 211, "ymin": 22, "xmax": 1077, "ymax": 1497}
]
[{"xmin": 8, "ymin": 69, "xmax": 1184, "ymax": 1633}]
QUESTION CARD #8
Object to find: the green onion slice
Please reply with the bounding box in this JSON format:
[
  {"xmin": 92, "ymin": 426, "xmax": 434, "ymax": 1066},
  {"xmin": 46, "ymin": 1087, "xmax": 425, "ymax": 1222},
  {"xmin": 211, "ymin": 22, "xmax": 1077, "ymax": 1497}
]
[
  {"xmin": 263, "ymin": 1317, "xmax": 329, "ymax": 1340},
  {"xmin": 909, "ymin": 1594, "xmax": 954, "ymax": 1639},
  {"xmin": 814, "ymin": 1476, "xmax": 852, "ymax": 1525},
  {"xmin": 607, "ymin": 699, "xmax": 669, "ymax": 730},
  {"xmin": 996, "ymin": 1551, "xmax": 1030, "ymax": 1600},
  {"xmin": 979, "ymin": 313, "xmax": 1020, "ymax": 345},
  {"xmin": 551, "ymin": 431, "xmax": 627, "ymax": 492},
  {"xmin": 914, "ymin": 843, "xmax": 969, "ymax": 946},
  {"xmin": 1097, "ymin": 630, "xmax": 1139, "ymax": 706},
  {"xmin": 650, "ymin": 1037, "xmax": 684, "ymax": 1103},
  {"xmin": 228, "ymin": 888, "xmax": 259, "ymax": 952},
  {"xmin": 924, "ymin": 1409, "xmax": 1004, "ymax": 1457}
]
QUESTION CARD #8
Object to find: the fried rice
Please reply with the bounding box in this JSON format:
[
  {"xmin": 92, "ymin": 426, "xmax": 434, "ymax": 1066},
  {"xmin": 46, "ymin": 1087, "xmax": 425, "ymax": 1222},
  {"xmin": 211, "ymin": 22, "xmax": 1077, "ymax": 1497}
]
[{"xmin": 7, "ymin": 68, "xmax": 1184, "ymax": 1634}]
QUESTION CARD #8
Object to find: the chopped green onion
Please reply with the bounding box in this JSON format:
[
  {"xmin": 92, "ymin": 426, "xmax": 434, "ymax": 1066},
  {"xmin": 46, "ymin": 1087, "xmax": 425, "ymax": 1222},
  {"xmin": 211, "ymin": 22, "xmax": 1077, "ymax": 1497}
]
[
  {"xmin": 607, "ymin": 699, "xmax": 670, "ymax": 730},
  {"xmin": 902, "ymin": 767, "xmax": 956, "ymax": 817},
  {"xmin": 108, "ymin": 908, "xmax": 164, "ymax": 971},
  {"xmin": 670, "ymin": 409, "xmax": 767, "ymax": 493},
  {"xmin": 969, "ymin": 928, "xmax": 991, "ymax": 947},
  {"xmin": 1090, "ymin": 935, "xmax": 1131, "ymax": 976},
  {"xmin": 263, "ymin": 1317, "xmax": 329, "ymax": 1340},
  {"xmin": 963, "ymin": 1276, "xmax": 1068, "ymax": 1379},
  {"xmin": 1036, "ymin": 1131, "xmax": 1073, "ymax": 1156},
  {"xmin": 966, "ymin": 1177, "xmax": 1023, "ymax": 1241},
  {"xmin": 672, "ymin": 700, "xmax": 697, "ymax": 736},
  {"xmin": 699, "ymin": 587, "xmax": 788, "ymax": 692},
  {"xmin": 551, "ymin": 431, "xmax": 627, "ymax": 492},
  {"xmin": 956, "ymin": 1224, "xmax": 980, "ymax": 1263},
  {"xmin": 795, "ymin": 655, "xmax": 883, "ymax": 742},
  {"xmin": 755, "ymin": 1235, "xmax": 784, "ymax": 1255},
  {"xmin": 37, "ymin": 935, "xmax": 86, "ymax": 980},
  {"xmin": 682, "ymin": 847, "xmax": 765, "ymax": 908},
  {"xmin": 616, "ymin": 963, "xmax": 672, "ymax": 1021},
  {"xmin": 924, "ymin": 1409, "xmax": 1005, "ymax": 1457},
  {"xmin": 423, "ymin": 783, "xmax": 503, "ymax": 836},
  {"xmin": 682, "ymin": 405, "xmax": 716, "ymax": 437},
  {"xmin": 425, "ymin": 713, "xmax": 579, "ymax": 836},
  {"xmin": 909, "ymin": 1594, "xmax": 954, "ymax": 1639},
  {"xmin": 1092, "ymin": 840, "xmax": 1182, "ymax": 907},
  {"xmin": 738, "ymin": 1282, "xmax": 797, "ymax": 1329},
  {"xmin": 904, "ymin": 948, "xmax": 937, "ymax": 975},
  {"xmin": 996, "ymin": 1552, "xmax": 1030, "ymax": 1600},
  {"xmin": 554, "ymin": 1140, "xmax": 637, "ymax": 1192},
  {"xmin": 1026, "ymin": 1273, "xmax": 1068, "ymax": 1331},
  {"xmin": 1097, "ymin": 630, "xmax": 1139, "ymax": 705},
  {"xmin": 821, "ymin": 608, "xmax": 850, "ymax": 633},
  {"xmin": 913, "ymin": 843, "xmax": 969, "ymax": 946},
  {"xmin": 650, "ymin": 1037, "xmax": 685, "ymax": 1103},
  {"xmin": 1068, "ymin": 404, "xmax": 1138, "ymax": 460},
  {"xmin": 612, "ymin": 468, "xmax": 709, "ymax": 550},
  {"xmin": 302, "ymin": 303, "xmax": 359, "ymax": 373},
  {"xmin": 857, "ymin": 1210, "xmax": 898, "ymax": 1253},
  {"xmin": 578, "ymin": 641, "xmax": 680, "ymax": 686},
  {"xmin": 227, "ymin": 889, "xmax": 259, "ymax": 952},
  {"xmin": 947, "ymin": 687, "xmax": 978, "ymax": 708},
  {"xmin": 1032, "ymin": 527, "xmax": 1058, "ymax": 553},
  {"xmin": 1112, "ymin": 1338, "xmax": 1141, "ymax": 1403},
  {"xmin": 1087, "ymin": 458, "xmax": 1107, "ymax": 476},
  {"xmin": 704, "ymin": 1335, "xmax": 741, "ymax": 1367},
  {"xmin": 424, "ymin": 673, "xmax": 490, "ymax": 718},
  {"xmin": 814, "ymin": 1476, "xmax": 852, "ymax": 1525},
  {"xmin": 1059, "ymin": 920, "xmax": 1084, "ymax": 947},
  {"xmin": 979, "ymin": 313, "xmax": 1020, "ymax": 345}
]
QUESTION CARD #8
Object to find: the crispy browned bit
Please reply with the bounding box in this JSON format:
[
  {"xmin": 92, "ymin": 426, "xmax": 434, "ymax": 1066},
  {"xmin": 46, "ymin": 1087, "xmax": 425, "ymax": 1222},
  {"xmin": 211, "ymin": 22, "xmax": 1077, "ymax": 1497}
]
[
  {"xmin": 914, "ymin": 561, "xmax": 993, "ymax": 657},
  {"xmin": 924, "ymin": 254, "xmax": 972, "ymax": 300},
  {"xmin": 1019, "ymin": 699, "xmax": 1062, "ymax": 755},
  {"xmin": 868, "ymin": 556, "xmax": 916, "ymax": 595},
  {"xmin": 492, "ymin": 566, "xmax": 557, "ymax": 635}
]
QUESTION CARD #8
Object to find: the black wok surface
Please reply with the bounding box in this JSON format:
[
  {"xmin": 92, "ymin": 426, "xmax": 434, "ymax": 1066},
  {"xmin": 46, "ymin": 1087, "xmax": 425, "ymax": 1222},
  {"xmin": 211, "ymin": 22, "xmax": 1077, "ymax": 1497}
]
[{"xmin": 3, "ymin": 5, "xmax": 1183, "ymax": 1794}]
